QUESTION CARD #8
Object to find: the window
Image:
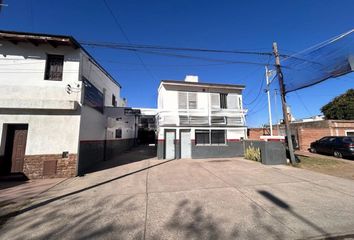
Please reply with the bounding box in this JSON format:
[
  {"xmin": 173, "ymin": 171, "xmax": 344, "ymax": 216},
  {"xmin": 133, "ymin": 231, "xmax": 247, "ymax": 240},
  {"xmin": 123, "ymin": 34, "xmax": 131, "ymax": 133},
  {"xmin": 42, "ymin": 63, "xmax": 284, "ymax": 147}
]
[
  {"xmin": 112, "ymin": 94, "xmax": 117, "ymax": 107},
  {"xmin": 115, "ymin": 129, "xmax": 122, "ymax": 139},
  {"xmin": 227, "ymin": 94, "xmax": 238, "ymax": 109},
  {"xmin": 82, "ymin": 77, "xmax": 104, "ymax": 113},
  {"xmin": 45, "ymin": 54, "xmax": 64, "ymax": 81},
  {"xmin": 211, "ymin": 130, "xmax": 226, "ymax": 144},
  {"xmin": 178, "ymin": 92, "xmax": 197, "ymax": 109},
  {"xmin": 195, "ymin": 130, "xmax": 226, "ymax": 145},
  {"xmin": 189, "ymin": 116, "xmax": 209, "ymax": 125},
  {"xmin": 179, "ymin": 116, "xmax": 189, "ymax": 125},
  {"xmin": 178, "ymin": 92, "xmax": 188, "ymax": 109},
  {"xmin": 211, "ymin": 93, "xmax": 220, "ymax": 109},
  {"xmin": 227, "ymin": 117, "xmax": 243, "ymax": 125},
  {"xmin": 189, "ymin": 92, "xmax": 197, "ymax": 109},
  {"xmin": 211, "ymin": 116, "xmax": 226, "ymax": 125},
  {"xmin": 345, "ymin": 130, "xmax": 354, "ymax": 136},
  {"xmin": 195, "ymin": 130, "xmax": 210, "ymax": 144},
  {"xmin": 220, "ymin": 93, "xmax": 227, "ymax": 109}
]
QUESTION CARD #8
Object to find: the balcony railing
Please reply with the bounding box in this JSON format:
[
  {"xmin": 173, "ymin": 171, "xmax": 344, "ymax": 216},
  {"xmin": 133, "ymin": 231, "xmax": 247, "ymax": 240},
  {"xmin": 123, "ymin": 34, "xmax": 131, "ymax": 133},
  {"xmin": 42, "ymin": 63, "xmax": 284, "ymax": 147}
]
[{"xmin": 157, "ymin": 108, "xmax": 246, "ymax": 127}]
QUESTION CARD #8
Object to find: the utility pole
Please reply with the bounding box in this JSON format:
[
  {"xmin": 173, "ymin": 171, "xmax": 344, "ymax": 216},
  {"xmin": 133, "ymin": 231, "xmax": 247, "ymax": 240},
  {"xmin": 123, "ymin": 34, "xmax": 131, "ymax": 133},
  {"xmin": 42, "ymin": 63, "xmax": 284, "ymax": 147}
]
[
  {"xmin": 272, "ymin": 42, "xmax": 296, "ymax": 165},
  {"xmin": 274, "ymin": 89, "xmax": 280, "ymax": 135},
  {"xmin": 265, "ymin": 66, "xmax": 273, "ymax": 136}
]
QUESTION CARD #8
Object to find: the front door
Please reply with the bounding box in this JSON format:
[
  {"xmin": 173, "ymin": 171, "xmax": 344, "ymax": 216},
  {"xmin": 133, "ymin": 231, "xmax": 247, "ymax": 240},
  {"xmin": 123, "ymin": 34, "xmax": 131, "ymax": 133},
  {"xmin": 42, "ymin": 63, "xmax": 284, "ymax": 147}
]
[
  {"xmin": 180, "ymin": 130, "xmax": 191, "ymax": 158},
  {"xmin": 165, "ymin": 130, "xmax": 176, "ymax": 159},
  {"xmin": 9, "ymin": 125, "xmax": 28, "ymax": 173}
]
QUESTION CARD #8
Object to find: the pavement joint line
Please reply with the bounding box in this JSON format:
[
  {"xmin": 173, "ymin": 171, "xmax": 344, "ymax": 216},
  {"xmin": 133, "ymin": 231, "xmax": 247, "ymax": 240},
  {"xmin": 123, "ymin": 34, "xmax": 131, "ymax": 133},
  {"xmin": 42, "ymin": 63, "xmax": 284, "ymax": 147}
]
[
  {"xmin": 272, "ymin": 168, "xmax": 354, "ymax": 198},
  {"xmin": 196, "ymin": 161, "xmax": 297, "ymax": 234},
  {"xmin": 143, "ymin": 157, "xmax": 150, "ymax": 240}
]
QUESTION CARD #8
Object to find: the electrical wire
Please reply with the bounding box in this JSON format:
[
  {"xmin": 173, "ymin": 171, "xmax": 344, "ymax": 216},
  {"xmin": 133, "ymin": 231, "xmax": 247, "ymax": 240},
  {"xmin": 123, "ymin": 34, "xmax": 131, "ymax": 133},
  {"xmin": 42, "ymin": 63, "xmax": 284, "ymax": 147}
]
[
  {"xmin": 102, "ymin": 0, "xmax": 158, "ymax": 82},
  {"xmin": 294, "ymin": 91, "xmax": 313, "ymax": 116},
  {"xmin": 80, "ymin": 41, "xmax": 278, "ymax": 57}
]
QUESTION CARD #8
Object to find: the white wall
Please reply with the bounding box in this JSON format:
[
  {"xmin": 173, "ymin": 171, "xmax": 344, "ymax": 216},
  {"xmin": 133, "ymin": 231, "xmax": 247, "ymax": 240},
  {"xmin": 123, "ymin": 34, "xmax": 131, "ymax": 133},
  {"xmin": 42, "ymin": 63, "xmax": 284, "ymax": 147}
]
[
  {"xmin": 105, "ymin": 108, "xmax": 137, "ymax": 140},
  {"xmin": 0, "ymin": 113, "xmax": 81, "ymax": 155},
  {"xmin": 78, "ymin": 106, "xmax": 106, "ymax": 141},
  {"xmin": 0, "ymin": 41, "xmax": 83, "ymax": 156},
  {"xmin": 81, "ymin": 54, "xmax": 121, "ymax": 107},
  {"xmin": 0, "ymin": 41, "xmax": 82, "ymax": 106}
]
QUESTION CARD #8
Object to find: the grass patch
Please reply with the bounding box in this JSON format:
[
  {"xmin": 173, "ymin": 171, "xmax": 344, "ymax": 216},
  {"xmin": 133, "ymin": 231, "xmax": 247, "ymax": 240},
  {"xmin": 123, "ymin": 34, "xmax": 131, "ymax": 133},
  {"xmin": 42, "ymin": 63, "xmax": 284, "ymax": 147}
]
[
  {"xmin": 295, "ymin": 155, "xmax": 354, "ymax": 180},
  {"xmin": 297, "ymin": 156, "xmax": 342, "ymax": 169}
]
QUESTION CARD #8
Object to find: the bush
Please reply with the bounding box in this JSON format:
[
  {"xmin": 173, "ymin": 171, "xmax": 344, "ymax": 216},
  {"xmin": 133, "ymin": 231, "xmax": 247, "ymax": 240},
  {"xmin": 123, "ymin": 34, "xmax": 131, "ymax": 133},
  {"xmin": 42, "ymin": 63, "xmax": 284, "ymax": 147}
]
[{"xmin": 245, "ymin": 146, "xmax": 261, "ymax": 162}]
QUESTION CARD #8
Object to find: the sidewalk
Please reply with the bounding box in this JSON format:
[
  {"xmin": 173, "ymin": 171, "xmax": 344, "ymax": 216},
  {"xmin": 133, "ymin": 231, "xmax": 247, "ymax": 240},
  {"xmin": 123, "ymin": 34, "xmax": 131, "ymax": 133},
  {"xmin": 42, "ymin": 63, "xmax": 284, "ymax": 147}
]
[
  {"xmin": 0, "ymin": 178, "xmax": 66, "ymax": 220},
  {"xmin": 1, "ymin": 146, "xmax": 354, "ymax": 239}
]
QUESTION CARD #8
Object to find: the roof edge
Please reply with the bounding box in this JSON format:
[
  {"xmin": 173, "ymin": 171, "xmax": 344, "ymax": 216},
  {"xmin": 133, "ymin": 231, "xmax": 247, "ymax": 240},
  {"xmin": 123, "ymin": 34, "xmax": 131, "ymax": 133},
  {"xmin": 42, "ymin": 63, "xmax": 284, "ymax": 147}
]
[{"xmin": 0, "ymin": 29, "xmax": 121, "ymax": 88}]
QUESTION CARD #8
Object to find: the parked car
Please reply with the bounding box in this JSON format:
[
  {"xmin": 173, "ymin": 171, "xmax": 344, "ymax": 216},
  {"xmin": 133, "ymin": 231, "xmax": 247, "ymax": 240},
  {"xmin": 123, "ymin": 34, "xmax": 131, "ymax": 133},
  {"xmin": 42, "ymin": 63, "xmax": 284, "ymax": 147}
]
[{"xmin": 309, "ymin": 136, "xmax": 354, "ymax": 158}]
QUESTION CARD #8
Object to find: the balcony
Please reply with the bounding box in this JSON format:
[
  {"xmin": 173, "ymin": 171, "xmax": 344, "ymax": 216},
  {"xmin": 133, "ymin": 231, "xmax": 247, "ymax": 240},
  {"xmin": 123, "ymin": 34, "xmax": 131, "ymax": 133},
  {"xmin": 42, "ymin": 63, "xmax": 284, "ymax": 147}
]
[{"xmin": 157, "ymin": 108, "xmax": 246, "ymax": 127}]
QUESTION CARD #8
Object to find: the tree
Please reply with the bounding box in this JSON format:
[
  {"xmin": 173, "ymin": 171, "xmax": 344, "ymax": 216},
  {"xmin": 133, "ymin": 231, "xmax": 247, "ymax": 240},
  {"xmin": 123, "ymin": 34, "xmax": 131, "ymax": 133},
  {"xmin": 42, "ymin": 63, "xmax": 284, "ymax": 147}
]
[{"xmin": 321, "ymin": 89, "xmax": 354, "ymax": 120}]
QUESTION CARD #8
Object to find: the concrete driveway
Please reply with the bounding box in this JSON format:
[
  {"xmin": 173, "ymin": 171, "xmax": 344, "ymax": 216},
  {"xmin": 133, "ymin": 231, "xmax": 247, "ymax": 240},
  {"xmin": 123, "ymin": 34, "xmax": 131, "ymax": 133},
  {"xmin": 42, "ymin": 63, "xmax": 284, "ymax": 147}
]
[{"xmin": 1, "ymin": 146, "xmax": 354, "ymax": 240}]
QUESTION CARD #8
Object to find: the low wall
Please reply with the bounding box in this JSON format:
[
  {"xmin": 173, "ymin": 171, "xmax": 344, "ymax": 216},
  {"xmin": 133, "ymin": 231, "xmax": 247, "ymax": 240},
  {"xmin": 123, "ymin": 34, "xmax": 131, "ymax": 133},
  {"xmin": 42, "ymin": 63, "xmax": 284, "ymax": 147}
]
[
  {"xmin": 244, "ymin": 140, "xmax": 286, "ymax": 165},
  {"xmin": 157, "ymin": 140, "xmax": 244, "ymax": 159},
  {"xmin": 23, "ymin": 154, "xmax": 77, "ymax": 179},
  {"xmin": 192, "ymin": 141, "xmax": 244, "ymax": 159}
]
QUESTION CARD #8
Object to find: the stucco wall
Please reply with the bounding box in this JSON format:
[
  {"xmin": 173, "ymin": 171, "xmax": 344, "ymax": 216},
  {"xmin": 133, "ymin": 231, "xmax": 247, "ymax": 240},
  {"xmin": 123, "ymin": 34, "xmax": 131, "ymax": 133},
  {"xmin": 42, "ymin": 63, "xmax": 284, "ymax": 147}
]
[
  {"xmin": 0, "ymin": 111, "xmax": 81, "ymax": 156},
  {"xmin": 0, "ymin": 40, "xmax": 82, "ymax": 105}
]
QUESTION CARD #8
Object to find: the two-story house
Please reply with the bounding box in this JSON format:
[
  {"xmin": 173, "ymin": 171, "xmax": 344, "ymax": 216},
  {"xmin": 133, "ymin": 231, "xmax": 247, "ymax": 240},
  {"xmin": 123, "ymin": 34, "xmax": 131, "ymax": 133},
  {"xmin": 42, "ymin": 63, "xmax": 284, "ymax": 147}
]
[
  {"xmin": 0, "ymin": 30, "xmax": 138, "ymax": 179},
  {"xmin": 157, "ymin": 75, "xmax": 247, "ymax": 159}
]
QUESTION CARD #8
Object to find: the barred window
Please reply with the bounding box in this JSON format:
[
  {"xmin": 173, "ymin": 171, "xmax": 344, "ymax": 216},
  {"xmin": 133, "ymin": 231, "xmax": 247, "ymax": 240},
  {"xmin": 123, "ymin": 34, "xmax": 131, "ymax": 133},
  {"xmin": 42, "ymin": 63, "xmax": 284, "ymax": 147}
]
[{"xmin": 45, "ymin": 54, "xmax": 64, "ymax": 81}]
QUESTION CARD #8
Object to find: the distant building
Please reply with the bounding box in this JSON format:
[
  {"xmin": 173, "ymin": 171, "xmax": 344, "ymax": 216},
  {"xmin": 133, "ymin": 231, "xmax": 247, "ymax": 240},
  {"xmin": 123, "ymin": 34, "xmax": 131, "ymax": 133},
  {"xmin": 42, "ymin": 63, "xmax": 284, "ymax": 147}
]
[
  {"xmin": 248, "ymin": 116, "xmax": 354, "ymax": 151},
  {"xmin": 0, "ymin": 30, "xmax": 138, "ymax": 179},
  {"xmin": 156, "ymin": 75, "xmax": 247, "ymax": 159}
]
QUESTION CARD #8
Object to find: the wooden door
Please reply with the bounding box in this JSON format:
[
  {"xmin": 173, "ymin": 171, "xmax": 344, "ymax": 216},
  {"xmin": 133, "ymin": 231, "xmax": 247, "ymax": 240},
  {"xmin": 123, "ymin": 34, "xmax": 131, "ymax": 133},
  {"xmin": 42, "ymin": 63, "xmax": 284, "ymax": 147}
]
[{"xmin": 11, "ymin": 127, "xmax": 28, "ymax": 173}]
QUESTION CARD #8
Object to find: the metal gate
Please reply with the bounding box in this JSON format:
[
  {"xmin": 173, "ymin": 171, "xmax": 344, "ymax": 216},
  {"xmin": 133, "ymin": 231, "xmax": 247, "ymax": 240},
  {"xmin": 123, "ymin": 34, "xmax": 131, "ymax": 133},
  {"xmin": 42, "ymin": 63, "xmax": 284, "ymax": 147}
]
[
  {"xmin": 180, "ymin": 130, "xmax": 191, "ymax": 158},
  {"xmin": 165, "ymin": 130, "xmax": 175, "ymax": 159}
]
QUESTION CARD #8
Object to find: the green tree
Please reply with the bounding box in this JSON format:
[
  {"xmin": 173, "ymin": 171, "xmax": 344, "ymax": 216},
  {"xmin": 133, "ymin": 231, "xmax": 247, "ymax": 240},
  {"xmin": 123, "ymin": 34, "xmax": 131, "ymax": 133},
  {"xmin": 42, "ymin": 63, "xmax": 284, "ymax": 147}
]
[{"xmin": 321, "ymin": 89, "xmax": 354, "ymax": 120}]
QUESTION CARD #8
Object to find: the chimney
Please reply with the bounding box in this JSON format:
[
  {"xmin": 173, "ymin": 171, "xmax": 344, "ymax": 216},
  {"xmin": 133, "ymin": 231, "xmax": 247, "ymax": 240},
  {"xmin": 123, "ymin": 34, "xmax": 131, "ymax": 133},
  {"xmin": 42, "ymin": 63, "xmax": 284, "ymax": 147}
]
[{"xmin": 184, "ymin": 75, "xmax": 199, "ymax": 83}]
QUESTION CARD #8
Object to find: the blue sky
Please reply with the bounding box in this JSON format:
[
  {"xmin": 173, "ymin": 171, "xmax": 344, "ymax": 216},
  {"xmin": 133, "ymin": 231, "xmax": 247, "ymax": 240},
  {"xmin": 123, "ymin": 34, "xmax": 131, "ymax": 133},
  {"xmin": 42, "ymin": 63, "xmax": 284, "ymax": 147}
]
[{"xmin": 1, "ymin": 0, "xmax": 353, "ymax": 126}]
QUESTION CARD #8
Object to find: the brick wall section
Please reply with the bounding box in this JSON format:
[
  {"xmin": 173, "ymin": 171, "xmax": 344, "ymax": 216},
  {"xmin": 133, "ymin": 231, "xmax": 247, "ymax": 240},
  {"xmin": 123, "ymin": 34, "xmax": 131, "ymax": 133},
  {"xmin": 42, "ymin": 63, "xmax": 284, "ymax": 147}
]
[
  {"xmin": 249, "ymin": 120, "xmax": 354, "ymax": 151},
  {"xmin": 297, "ymin": 127, "xmax": 331, "ymax": 151},
  {"xmin": 248, "ymin": 128, "xmax": 280, "ymax": 140},
  {"xmin": 23, "ymin": 154, "xmax": 77, "ymax": 179}
]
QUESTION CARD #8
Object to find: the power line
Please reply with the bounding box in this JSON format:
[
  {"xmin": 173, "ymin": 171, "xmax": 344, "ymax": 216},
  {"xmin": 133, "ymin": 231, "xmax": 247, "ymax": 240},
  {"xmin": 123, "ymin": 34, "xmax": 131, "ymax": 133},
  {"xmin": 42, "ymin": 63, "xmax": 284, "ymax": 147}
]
[
  {"xmin": 243, "ymin": 74, "xmax": 265, "ymax": 105},
  {"xmin": 294, "ymin": 91, "xmax": 312, "ymax": 116},
  {"xmin": 102, "ymin": 0, "xmax": 158, "ymax": 81},
  {"xmin": 89, "ymin": 46, "xmax": 275, "ymax": 67},
  {"xmin": 80, "ymin": 41, "xmax": 279, "ymax": 57}
]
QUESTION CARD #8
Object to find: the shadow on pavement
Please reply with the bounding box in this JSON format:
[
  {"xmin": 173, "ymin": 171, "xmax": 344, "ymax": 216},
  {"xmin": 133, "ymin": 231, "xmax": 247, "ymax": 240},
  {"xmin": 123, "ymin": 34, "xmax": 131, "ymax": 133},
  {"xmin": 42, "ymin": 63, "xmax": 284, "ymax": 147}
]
[
  {"xmin": 85, "ymin": 145, "xmax": 157, "ymax": 174},
  {"xmin": 0, "ymin": 157, "xmax": 173, "ymax": 229},
  {"xmin": 258, "ymin": 190, "xmax": 330, "ymax": 237}
]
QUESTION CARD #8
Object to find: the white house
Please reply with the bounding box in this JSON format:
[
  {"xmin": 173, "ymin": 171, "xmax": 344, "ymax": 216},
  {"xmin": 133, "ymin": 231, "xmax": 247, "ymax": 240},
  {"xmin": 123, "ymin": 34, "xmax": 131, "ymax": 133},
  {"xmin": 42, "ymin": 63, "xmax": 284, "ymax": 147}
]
[
  {"xmin": 157, "ymin": 75, "xmax": 247, "ymax": 159},
  {"xmin": 0, "ymin": 30, "xmax": 137, "ymax": 179}
]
